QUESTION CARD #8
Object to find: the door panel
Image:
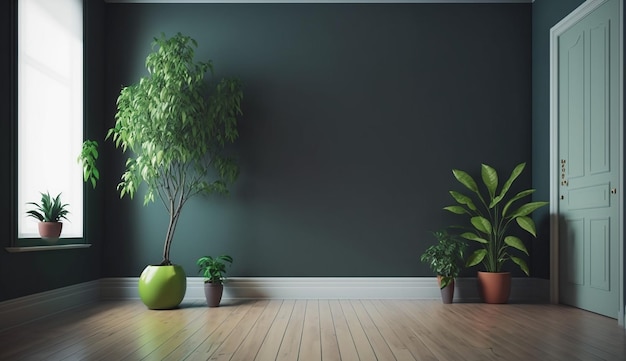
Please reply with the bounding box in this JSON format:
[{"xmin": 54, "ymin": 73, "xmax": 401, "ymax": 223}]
[
  {"xmin": 562, "ymin": 218, "xmax": 584, "ymax": 286},
  {"xmin": 567, "ymin": 183, "xmax": 610, "ymax": 209},
  {"xmin": 589, "ymin": 23, "xmax": 609, "ymax": 174},
  {"xmin": 566, "ymin": 33, "xmax": 585, "ymax": 179},
  {"xmin": 589, "ymin": 218, "xmax": 609, "ymax": 291},
  {"xmin": 558, "ymin": 0, "xmax": 620, "ymax": 318}
]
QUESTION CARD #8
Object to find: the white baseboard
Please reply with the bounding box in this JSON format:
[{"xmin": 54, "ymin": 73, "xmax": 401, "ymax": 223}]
[
  {"xmin": 101, "ymin": 277, "xmax": 448, "ymax": 300},
  {"xmin": 100, "ymin": 276, "xmax": 550, "ymax": 303},
  {"xmin": 1, "ymin": 277, "xmax": 549, "ymax": 331}
]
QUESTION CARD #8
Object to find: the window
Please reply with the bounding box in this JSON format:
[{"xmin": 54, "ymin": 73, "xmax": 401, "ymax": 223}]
[{"xmin": 17, "ymin": 0, "xmax": 83, "ymax": 239}]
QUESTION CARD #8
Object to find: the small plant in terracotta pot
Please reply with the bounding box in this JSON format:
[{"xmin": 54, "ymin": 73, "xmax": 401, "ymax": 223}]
[
  {"xmin": 26, "ymin": 192, "xmax": 70, "ymax": 243},
  {"xmin": 420, "ymin": 229, "xmax": 466, "ymax": 304},
  {"xmin": 197, "ymin": 255, "xmax": 233, "ymax": 307}
]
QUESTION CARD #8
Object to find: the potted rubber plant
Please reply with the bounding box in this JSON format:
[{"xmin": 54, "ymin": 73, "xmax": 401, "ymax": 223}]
[
  {"xmin": 197, "ymin": 255, "xmax": 233, "ymax": 307},
  {"xmin": 106, "ymin": 32, "xmax": 243, "ymax": 310},
  {"xmin": 26, "ymin": 191, "xmax": 70, "ymax": 243},
  {"xmin": 444, "ymin": 162, "xmax": 548, "ymax": 303},
  {"xmin": 420, "ymin": 229, "xmax": 466, "ymax": 304}
]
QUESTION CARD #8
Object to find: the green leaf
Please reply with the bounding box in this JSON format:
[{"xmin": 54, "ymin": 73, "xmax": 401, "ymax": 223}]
[
  {"xmin": 516, "ymin": 216, "xmax": 537, "ymax": 237},
  {"xmin": 26, "ymin": 210, "xmax": 44, "ymax": 222},
  {"xmin": 492, "ymin": 162, "xmax": 526, "ymax": 207},
  {"xmin": 78, "ymin": 140, "xmax": 100, "ymax": 188},
  {"xmin": 498, "ymin": 163, "xmax": 526, "ymax": 199},
  {"xmin": 449, "ymin": 191, "xmax": 477, "ymax": 211},
  {"xmin": 471, "ymin": 216, "xmax": 492, "ymax": 234},
  {"xmin": 461, "ymin": 232, "xmax": 488, "ymax": 244},
  {"xmin": 508, "ymin": 201, "xmax": 549, "ymax": 219},
  {"xmin": 504, "ymin": 236, "xmax": 528, "ymax": 255},
  {"xmin": 481, "ymin": 164, "xmax": 498, "ymax": 201},
  {"xmin": 502, "ymin": 189, "xmax": 535, "ymax": 217},
  {"xmin": 443, "ymin": 205, "xmax": 468, "ymax": 215},
  {"xmin": 439, "ymin": 276, "xmax": 453, "ymax": 289},
  {"xmin": 452, "ymin": 169, "xmax": 479, "ymax": 194},
  {"xmin": 466, "ymin": 249, "xmax": 487, "ymax": 267},
  {"xmin": 510, "ymin": 256, "xmax": 530, "ymax": 276}
]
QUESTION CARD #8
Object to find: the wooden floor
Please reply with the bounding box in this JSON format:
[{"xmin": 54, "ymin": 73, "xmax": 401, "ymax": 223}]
[{"xmin": 0, "ymin": 299, "xmax": 625, "ymax": 361}]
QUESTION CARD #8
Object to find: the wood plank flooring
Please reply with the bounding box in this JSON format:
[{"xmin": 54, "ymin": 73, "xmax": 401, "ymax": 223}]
[{"xmin": 0, "ymin": 299, "xmax": 625, "ymax": 360}]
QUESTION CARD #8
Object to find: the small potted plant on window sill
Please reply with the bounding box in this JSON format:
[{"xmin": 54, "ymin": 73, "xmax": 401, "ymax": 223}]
[
  {"xmin": 197, "ymin": 254, "xmax": 233, "ymax": 307},
  {"xmin": 420, "ymin": 229, "xmax": 466, "ymax": 304},
  {"xmin": 26, "ymin": 191, "xmax": 70, "ymax": 243}
]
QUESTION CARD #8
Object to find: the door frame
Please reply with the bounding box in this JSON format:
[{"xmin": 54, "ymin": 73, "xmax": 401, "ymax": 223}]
[{"xmin": 549, "ymin": 0, "xmax": 624, "ymax": 325}]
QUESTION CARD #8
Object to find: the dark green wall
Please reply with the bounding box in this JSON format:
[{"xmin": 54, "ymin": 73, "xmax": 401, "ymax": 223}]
[
  {"xmin": 2, "ymin": 2, "xmax": 551, "ymax": 302},
  {"xmin": 0, "ymin": 0, "xmax": 104, "ymax": 303},
  {"xmin": 102, "ymin": 3, "xmax": 534, "ymax": 278},
  {"xmin": 530, "ymin": 0, "xmax": 586, "ymax": 279}
]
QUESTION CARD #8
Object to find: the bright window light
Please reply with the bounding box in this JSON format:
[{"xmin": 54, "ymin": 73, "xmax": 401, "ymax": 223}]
[{"xmin": 17, "ymin": 0, "xmax": 83, "ymax": 239}]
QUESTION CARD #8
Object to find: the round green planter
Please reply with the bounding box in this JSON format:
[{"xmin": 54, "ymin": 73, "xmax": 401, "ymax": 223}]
[{"xmin": 138, "ymin": 264, "xmax": 187, "ymax": 309}]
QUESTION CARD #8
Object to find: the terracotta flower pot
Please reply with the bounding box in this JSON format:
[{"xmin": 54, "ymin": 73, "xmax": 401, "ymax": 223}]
[
  {"xmin": 477, "ymin": 271, "xmax": 511, "ymax": 304},
  {"xmin": 38, "ymin": 222, "xmax": 63, "ymax": 243}
]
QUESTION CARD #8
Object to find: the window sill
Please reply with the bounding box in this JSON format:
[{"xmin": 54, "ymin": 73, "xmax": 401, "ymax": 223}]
[{"xmin": 5, "ymin": 244, "xmax": 92, "ymax": 253}]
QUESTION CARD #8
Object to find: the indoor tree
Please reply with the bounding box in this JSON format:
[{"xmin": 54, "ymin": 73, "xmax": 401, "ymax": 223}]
[{"xmin": 107, "ymin": 32, "xmax": 243, "ymax": 266}]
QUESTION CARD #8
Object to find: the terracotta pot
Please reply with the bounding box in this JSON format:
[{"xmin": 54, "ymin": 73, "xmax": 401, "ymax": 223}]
[
  {"xmin": 437, "ymin": 275, "xmax": 455, "ymax": 304},
  {"xmin": 477, "ymin": 271, "xmax": 511, "ymax": 304},
  {"xmin": 38, "ymin": 222, "xmax": 63, "ymax": 243},
  {"xmin": 204, "ymin": 282, "xmax": 224, "ymax": 307}
]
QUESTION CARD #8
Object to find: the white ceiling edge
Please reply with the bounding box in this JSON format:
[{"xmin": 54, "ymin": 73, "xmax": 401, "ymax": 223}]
[{"xmin": 104, "ymin": 0, "xmax": 534, "ymax": 4}]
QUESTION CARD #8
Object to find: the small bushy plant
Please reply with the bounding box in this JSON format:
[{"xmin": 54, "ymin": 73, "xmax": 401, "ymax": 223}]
[
  {"xmin": 420, "ymin": 229, "xmax": 466, "ymax": 289},
  {"xmin": 197, "ymin": 255, "xmax": 234, "ymax": 284}
]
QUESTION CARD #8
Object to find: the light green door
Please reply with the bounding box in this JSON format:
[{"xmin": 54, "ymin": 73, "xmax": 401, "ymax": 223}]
[{"xmin": 557, "ymin": 0, "xmax": 620, "ymax": 318}]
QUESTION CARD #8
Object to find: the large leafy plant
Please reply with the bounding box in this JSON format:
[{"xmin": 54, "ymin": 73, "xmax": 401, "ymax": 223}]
[
  {"xmin": 107, "ymin": 32, "xmax": 243, "ymax": 266},
  {"xmin": 420, "ymin": 229, "xmax": 466, "ymax": 289},
  {"xmin": 26, "ymin": 192, "xmax": 70, "ymax": 223},
  {"xmin": 444, "ymin": 162, "xmax": 548, "ymax": 275}
]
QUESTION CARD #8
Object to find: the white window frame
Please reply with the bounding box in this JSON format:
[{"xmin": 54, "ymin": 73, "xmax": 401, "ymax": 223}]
[{"xmin": 16, "ymin": 0, "xmax": 84, "ymax": 242}]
